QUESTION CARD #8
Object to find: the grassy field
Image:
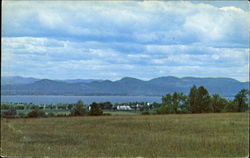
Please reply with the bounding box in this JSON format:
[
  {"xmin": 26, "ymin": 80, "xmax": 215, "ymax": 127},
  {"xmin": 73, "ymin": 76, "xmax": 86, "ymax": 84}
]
[
  {"xmin": 103, "ymin": 110, "xmax": 141, "ymax": 115},
  {"xmin": 1, "ymin": 113, "xmax": 248, "ymax": 157}
]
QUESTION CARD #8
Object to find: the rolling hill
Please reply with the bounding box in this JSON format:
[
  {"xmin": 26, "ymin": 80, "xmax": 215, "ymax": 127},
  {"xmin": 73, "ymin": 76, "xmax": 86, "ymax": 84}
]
[{"xmin": 1, "ymin": 76, "xmax": 249, "ymax": 96}]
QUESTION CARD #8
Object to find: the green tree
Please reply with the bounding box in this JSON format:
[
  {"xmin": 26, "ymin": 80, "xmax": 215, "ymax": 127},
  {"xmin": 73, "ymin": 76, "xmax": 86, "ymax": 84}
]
[
  {"xmin": 158, "ymin": 92, "xmax": 188, "ymax": 114},
  {"xmin": 176, "ymin": 93, "xmax": 189, "ymax": 113},
  {"xmin": 89, "ymin": 102, "xmax": 103, "ymax": 116},
  {"xmin": 172, "ymin": 92, "xmax": 179, "ymax": 113},
  {"xmin": 188, "ymin": 85, "xmax": 198, "ymax": 113},
  {"xmin": 71, "ymin": 100, "xmax": 87, "ymax": 116},
  {"xmin": 197, "ymin": 86, "xmax": 211, "ymax": 113},
  {"xmin": 188, "ymin": 85, "xmax": 211, "ymax": 113},
  {"xmin": 233, "ymin": 89, "xmax": 249, "ymax": 112},
  {"xmin": 224, "ymin": 100, "xmax": 238, "ymax": 112},
  {"xmin": 155, "ymin": 105, "xmax": 171, "ymax": 114},
  {"xmin": 99, "ymin": 102, "xmax": 113, "ymax": 110},
  {"xmin": 210, "ymin": 94, "xmax": 228, "ymax": 112},
  {"xmin": 161, "ymin": 93, "xmax": 174, "ymax": 113}
]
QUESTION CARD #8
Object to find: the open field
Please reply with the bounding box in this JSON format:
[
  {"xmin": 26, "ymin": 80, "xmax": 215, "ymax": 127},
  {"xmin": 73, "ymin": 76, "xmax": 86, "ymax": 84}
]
[
  {"xmin": 103, "ymin": 110, "xmax": 141, "ymax": 115},
  {"xmin": 1, "ymin": 113, "xmax": 248, "ymax": 157}
]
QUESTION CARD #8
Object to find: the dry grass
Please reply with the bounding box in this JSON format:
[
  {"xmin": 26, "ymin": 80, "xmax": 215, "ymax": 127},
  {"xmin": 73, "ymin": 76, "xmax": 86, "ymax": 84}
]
[{"xmin": 1, "ymin": 113, "xmax": 249, "ymax": 157}]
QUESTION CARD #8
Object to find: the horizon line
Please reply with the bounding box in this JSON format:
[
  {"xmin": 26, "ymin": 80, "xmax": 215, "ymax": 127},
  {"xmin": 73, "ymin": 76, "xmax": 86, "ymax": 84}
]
[{"xmin": 2, "ymin": 75, "xmax": 249, "ymax": 83}]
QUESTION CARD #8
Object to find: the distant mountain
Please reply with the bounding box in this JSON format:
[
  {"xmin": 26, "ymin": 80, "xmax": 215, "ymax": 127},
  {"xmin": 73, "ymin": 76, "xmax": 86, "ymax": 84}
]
[
  {"xmin": 62, "ymin": 79, "xmax": 103, "ymax": 84},
  {"xmin": 2, "ymin": 76, "xmax": 100, "ymax": 85},
  {"xmin": 1, "ymin": 76, "xmax": 39, "ymax": 85},
  {"xmin": 1, "ymin": 76, "xmax": 249, "ymax": 97}
]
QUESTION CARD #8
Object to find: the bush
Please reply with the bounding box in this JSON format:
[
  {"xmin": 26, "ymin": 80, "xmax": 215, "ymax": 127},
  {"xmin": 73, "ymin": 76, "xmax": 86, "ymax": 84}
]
[
  {"xmin": 176, "ymin": 108, "xmax": 190, "ymax": 114},
  {"xmin": 89, "ymin": 102, "xmax": 103, "ymax": 116},
  {"xmin": 57, "ymin": 114, "xmax": 67, "ymax": 117},
  {"xmin": 155, "ymin": 106, "xmax": 171, "ymax": 114},
  {"xmin": 27, "ymin": 110, "xmax": 45, "ymax": 118},
  {"xmin": 2, "ymin": 109, "xmax": 17, "ymax": 118},
  {"xmin": 18, "ymin": 112, "xmax": 26, "ymax": 118},
  {"xmin": 71, "ymin": 100, "xmax": 87, "ymax": 116},
  {"xmin": 142, "ymin": 111, "xmax": 150, "ymax": 115},
  {"xmin": 223, "ymin": 101, "xmax": 238, "ymax": 112},
  {"xmin": 103, "ymin": 113, "xmax": 111, "ymax": 116},
  {"xmin": 48, "ymin": 112, "xmax": 55, "ymax": 117}
]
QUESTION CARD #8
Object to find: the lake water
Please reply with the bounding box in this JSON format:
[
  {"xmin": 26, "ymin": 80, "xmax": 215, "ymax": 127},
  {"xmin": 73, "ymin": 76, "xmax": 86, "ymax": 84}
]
[{"xmin": 1, "ymin": 95, "xmax": 162, "ymax": 105}]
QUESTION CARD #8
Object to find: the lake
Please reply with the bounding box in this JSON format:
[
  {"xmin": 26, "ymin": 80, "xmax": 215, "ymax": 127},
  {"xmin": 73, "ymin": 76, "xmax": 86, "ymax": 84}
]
[{"xmin": 1, "ymin": 95, "xmax": 162, "ymax": 105}]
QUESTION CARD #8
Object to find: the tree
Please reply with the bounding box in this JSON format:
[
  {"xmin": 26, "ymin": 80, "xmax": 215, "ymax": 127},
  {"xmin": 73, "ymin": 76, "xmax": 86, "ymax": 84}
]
[
  {"xmin": 210, "ymin": 94, "xmax": 228, "ymax": 112},
  {"xmin": 71, "ymin": 100, "xmax": 87, "ymax": 116},
  {"xmin": 224, "ymin": 100, "xmax": 238, "ymax": 112},
  {"xmin": 99, "ymin": 102, "xmax": 113, "ymax": 110},
  {"xmin": 233, "ymin": 89, "xmax": 249, "ymax": 112},
  {"xmin": 158, "ymin": 92, "xmax": 188, "ymax": 114},
  {"xmin": 89, "ymin": 102, "xmax": 103, "ymax": 116},
  {"xmin": 155, "ymin": 105, "xmax": 171, "ymax": 114},
  {"xmin": 188, "ymin": 85, "xmax": 211, "ymax": 113},
  {"xmin": 160, "ymin": 93, "xmax": 174, "ymax": 114},
  {"xmin": 188, "ymin": 85, "xmax": 198, "ymax": 113},
  {"xmin": 161, "ymin": 93, "xmax": 174, "ymax": 113},
  {"xmin": 197, "ymin": 86, "xmax": 211, "ymax": 113}
]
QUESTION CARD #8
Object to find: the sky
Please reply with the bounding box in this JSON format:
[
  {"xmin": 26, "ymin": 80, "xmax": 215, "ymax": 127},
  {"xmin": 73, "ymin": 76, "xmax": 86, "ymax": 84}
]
[{"xmin": 2, "ymin": 1, "xmax": 249, "ymax": 81}]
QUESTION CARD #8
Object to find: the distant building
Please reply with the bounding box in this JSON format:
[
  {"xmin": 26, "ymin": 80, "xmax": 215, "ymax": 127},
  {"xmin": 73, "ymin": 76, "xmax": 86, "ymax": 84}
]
[{"xmin": 117, "ymin": 105, "xmax": 133, "ymax": 111}]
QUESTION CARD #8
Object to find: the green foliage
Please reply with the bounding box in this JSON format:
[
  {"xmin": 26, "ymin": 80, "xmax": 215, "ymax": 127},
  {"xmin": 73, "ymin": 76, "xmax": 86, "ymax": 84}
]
[
  {"xmin": 18, "ymin": 112, "xmax": 26, "ymax": 118},
  {"xmin": 188, "ymin": 85, "xmax": 198, "ymax": 113},
  {"xmin": 48, "ymin": 112, "xmax": 55, "ymax": 117},
  {"xmin": 157, "ymin": 92, "xmax": 188, "ymax": 114},
  {"xmin": 99, "ymin": 102, "xmax": 113, "ymax": 110},
  {"xmin": 197, "ymin": 86, "xmax": 211, "ymax": 113},
  {"xmin": 71, "ymin": 100, "xmax": 87, "ymax": 116},
  {"xmin": 233, "ymin": 89, "xmax": 249, "ymax": 112},
  {"xmin": 157, "ymin": 86, "xmax": 248, "ymax": 115},
  {"xmin": 223, "ymin": 101, "xmax": 238, "ymax": 112},
  {"xmin": 141, "ymin": 111, "xmax": 150, "ymax": 115},
  {"xmin": 155, "ymin": 105, "xmax": 171, "ymax": 114},
  {"xmin": 210, "ymin": 94, "xmax": 228, "ymax": 112},
  {"xmin": 2, "ymin": 108, "xmax": 17, "ymax": 118},
  {"xmin": 188, "ymin": 85, "xmax": 211, "ymax": 113},
  {"xmin": 102, "ymin": 113, "xmax": 111, "ymax": 116},
  {"xmin": 89, "ymin": 102, "xmax": 103, "ymax": 116},
  {"xmin": 27, "ymin": 110, "xmax": 45, "ymax": 118}
]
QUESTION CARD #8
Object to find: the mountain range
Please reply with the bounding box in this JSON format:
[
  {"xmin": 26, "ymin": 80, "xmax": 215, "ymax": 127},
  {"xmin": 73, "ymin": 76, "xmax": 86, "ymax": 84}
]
[{"xmin": 1, "ymin": 76, "xmax": 249, "ymax": 97}]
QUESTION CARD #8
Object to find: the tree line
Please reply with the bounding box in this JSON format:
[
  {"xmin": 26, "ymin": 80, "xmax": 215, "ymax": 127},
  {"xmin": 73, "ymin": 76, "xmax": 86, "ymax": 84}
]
[
  {"xmin": 1, "ymin": 101, "xmax": 104, "ymax": 118},
  {"xmin": 156, "ymin": 85, "xmax": 249, "ymax": 114},
  {"xmin": 1, "ymin": 85, "xmax": 249, "ymax": 118}
]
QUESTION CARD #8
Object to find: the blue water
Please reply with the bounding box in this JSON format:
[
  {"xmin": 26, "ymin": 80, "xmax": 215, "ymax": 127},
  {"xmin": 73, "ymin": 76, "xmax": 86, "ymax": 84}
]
[{"xmin": 1, "ymin": 95, "xmax": 162, "ymax": 105}]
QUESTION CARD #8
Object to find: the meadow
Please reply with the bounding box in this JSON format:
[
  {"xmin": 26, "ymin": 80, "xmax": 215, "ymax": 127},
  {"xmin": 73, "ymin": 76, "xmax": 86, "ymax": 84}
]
[{"xmin": 1, "ymin": 113, "xmax": 248, "ymax": 157}]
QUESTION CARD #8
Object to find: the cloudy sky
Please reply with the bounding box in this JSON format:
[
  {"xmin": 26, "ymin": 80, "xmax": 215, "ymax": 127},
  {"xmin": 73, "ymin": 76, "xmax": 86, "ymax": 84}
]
[{"xmin": 2, "ymin": 1, "xmax": 249, "ymax": 81}]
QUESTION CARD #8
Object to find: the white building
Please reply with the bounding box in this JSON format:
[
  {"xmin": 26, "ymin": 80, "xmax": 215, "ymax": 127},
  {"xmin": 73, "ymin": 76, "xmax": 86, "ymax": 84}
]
[{"xmin": 117, "ymin": 105, "xmax": 133, "ymax": 111}]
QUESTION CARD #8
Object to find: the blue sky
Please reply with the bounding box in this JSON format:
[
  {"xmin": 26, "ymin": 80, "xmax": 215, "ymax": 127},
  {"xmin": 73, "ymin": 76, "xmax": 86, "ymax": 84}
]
[{"xmin": 2, "ymin": 1, "xmax": 249, "ymax": 81}]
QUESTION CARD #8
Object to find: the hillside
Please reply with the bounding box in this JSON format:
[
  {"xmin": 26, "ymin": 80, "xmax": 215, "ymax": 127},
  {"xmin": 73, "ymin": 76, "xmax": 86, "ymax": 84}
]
[{"xmin": 1, "ymin": 76, "xmax": 249, "ymax": 96}]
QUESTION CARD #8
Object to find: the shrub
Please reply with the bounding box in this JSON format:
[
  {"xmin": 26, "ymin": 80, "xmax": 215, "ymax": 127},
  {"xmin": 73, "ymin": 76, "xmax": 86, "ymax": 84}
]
[
  {"xmin": 71, "ymin": 100, "xmax": 87, "ymax": 116},
  {"xmin": 142, "ymin": 111, "xmax": 150, "ymax": 115},
  {"xmin": 57, "ymin": 114, "xmax": 67, "ymax": 117},
  {"xmin": 155, "ymin": 106, "xmax": 171, "ymax": 114},
  {"xmin": 48, "ymin": 112, "xmax": 55, "ymax": 117},
  {"xmin": 18, "ymin": 112, "xmax": 26, "ymax": 118},
  {"xmin": 27, "ymin": 110, "xmax": 45, "ymax": 118},
  {"xmin": 89, "ymin": 102, "xmax": 103, "ymax": 116},
  {"xmin": 103, "ymin": 113, "xmax": 111, "ymax": 116},
  {"xmin": 2, "ymin": 109, "xmax": 17, "ymax": 118}
]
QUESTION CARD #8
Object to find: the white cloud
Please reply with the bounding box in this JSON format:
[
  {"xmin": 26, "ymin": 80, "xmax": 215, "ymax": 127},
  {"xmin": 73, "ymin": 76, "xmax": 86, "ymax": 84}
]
[
  {"xmin": 2, "ymin": 1, "xmax": 249, "ymax": 81},
  {"xmin": 3, "ymin": 1, "xmax": 249, "ymax": 45}
]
